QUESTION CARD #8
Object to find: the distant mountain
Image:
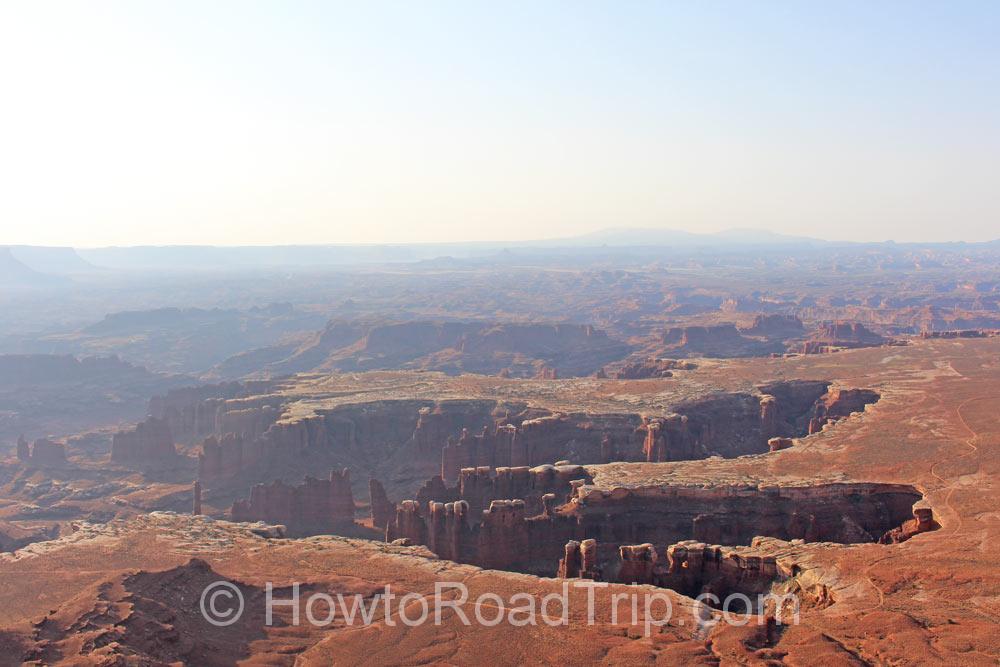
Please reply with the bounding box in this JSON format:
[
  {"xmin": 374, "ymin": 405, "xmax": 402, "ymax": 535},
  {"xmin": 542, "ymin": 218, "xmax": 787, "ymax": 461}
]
[
  {"xmin": 9, "ymin": 246, "xmax": 98, "ymax": 275},
  {"xmin": 0, "ymin": 247, "xmax": 66, "ymax": 287}
]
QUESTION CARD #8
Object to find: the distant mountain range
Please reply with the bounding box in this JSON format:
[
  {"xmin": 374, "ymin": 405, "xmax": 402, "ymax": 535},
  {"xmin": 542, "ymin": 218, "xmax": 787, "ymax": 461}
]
[{"xmin": 3, "ymin": 229, "xmax": 999, "ymax": 277}]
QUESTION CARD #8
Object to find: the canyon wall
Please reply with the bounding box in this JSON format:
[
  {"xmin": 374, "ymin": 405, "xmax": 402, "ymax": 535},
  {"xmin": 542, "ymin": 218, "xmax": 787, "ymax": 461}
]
[
  {"xmin": 230, "ymin": 468, "xmax": 355, "ymax": 536},
  {"xmin": 383, "ymin": 479, "xmax": 926, "ymax": 577}
]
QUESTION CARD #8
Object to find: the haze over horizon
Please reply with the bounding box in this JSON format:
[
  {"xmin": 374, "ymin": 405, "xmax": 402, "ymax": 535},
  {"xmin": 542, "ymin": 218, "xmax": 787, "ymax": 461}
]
[{"xmin": 2, "ymin": 1, "xmax": 997, "ymax": 246}]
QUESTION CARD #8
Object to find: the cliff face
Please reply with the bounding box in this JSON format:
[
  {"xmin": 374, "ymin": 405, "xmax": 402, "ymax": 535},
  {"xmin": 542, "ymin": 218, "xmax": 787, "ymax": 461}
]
[
  {"xmin": 185, "ymin": 380, "xmax": 878, "ymax": 505},
  {"xmin": 384, "ymin": 478, "xmax": 927, "ymax": 578},
  {"xmin": 230, "ymin": 469, "xmax": 355, "ymax": 536},
  {"xmin": 149, "ymin": 380, "xmax": 277, "ymax": 444},
  {"xmin": 111, "ymin": 417, "xmax": 177, "ymax": 466}
]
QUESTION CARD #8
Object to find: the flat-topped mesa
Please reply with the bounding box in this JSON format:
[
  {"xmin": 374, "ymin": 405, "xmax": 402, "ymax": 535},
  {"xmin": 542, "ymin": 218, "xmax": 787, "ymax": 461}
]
[
  {"xmin": 111, "ymin": 417, "xmax": 177, "ymax": 466},
  {"xmin": 230, "ymin": 468, "xmax": 355, "ymax": 536},
  {"xmin": 740, "ymin": 313, "xmax": 806, "ymax": 340},
  {"xmin": 25, "ymin": 438, "xmax": 67, "ymax": 467},
  {"xmin": 879, "ymin": 501, "xmax": 941, "ymax": 544},
  {"xmin": 16, "ymin": 434, "xmax": 29, "ymax": 461},
  {"xmin": 369, "ymin": 478, "xmax": 394, "ymax": 531},
  {"xmin": 558, "ymin": 539, "xmax": 601, "ymax": 579}
]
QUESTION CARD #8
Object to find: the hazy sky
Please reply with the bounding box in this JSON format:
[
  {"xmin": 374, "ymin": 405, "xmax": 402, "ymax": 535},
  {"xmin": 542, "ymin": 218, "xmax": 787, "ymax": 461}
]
[{"xmin": 1, "ymin": 1, "xmax": 997, "ymax": 246}]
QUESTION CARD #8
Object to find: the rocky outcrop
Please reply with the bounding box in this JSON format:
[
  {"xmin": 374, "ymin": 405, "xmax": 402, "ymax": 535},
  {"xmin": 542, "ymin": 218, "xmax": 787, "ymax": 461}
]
[
  {"xmin": 879, "ymin": 501, "xmax": 940, "ymax": 544},
  {"xmin": 197, "ymin": 433, "xmax": 254, "ymax": 480},
  {"xmin": 768, "ymin": 437, "xmax": 794, "ymax": 452},
  {"xmin": 26, "ymin": 438, "xmax": 67, "ymax": 467},
  {"xmin": 557, "ymin": 539, "xmax": 600, "ymax": 579},
  {"xmin": 230, "ymin": 469, "xmax": 355, "ymax": 536},
  {"xmin": 807, "ymin": 388, "xmax": 880, "ymax": 434},
  {"xmin": 0, "ymin": 521, "xmax": 60, "ymax": 552},
  {"xmin": 369, "ymin": 478, "xmax": 394, "ymax": 531},
  {"xmin": 111, "ymin": 417, "xmax": 177, "ymax": 466},
  {"xmin": 794, "ymin": 322, "xmax": 888, "ymax": 354},
  {"xmin": 192, "ymin": 481, "xmax": 202, "ymax": 515},
  {"xmin": 16, "ymin": 434, "xmax": 29, "ymax": 461},
  {"xmin": 607, "ymin": 358, "xmax": 695, "ymax": 379}
]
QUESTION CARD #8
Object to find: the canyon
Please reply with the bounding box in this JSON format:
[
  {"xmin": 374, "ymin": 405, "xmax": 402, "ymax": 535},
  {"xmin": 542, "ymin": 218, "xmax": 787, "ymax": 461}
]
[{"xmin": 2, "ymin": 242, "xmax": 1000, "ymax": 664}]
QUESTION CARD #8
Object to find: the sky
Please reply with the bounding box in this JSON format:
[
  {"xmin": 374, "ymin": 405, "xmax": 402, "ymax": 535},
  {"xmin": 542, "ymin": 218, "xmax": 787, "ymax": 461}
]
[{"xmin": 0, "ymin": 1, "xmax": 998, "ymax": 246}]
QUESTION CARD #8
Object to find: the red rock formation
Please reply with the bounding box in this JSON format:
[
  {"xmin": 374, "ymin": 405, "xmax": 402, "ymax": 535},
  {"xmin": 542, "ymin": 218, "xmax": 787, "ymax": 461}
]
[
  {"xmin": 230, "ymin": 469, "xmax": 355, "ymax": 536},
  {"xmin": 768, "ymin": 437, "xmax": 794, "ymax": 452},
  {"xmin": 386, "ymin": 500, "xmax": 427, "ymax": 545},
  {"xmin": 198, "ymin": 433, "xmax": 252, "ymax": 480},
  {"xmin": 659, "ymin": 324, "xmax": 785, "ymax": 358},
  {"xmin": 369, "ymin": 478, "xmax": 394, "ymax": 531},
  {"xmin": 535, "ymin": 366, "xmax": 558, "ymax": 379},
  {"xmin": 426, "ymin": 500, "xmax": 471, "ymax": 561},
  {"xmin": 28, "ymin": 438, "xmax": 67, "ymax": 467},
  {"xmin": 759, "ymin": 395, "xmax": 778, "ymax": 442},
  {"xmin": 111, "ymin": 417, "xmax": 177, "ymax": 466},
  {"xmin": 476, "ymin": 499, "xmax": 530, "ymax": 570},
  {"xmin": 192, "ymin": 481, "xmax": 202, "ymax": 515},
  {"xmin": 807, "ymin": 388, "xmax": 880, "ymax": 433},
  {"xmin": 794, "ymin": 321, "xmax": 887, "ymax": 354},
  {"xmin": 616, "ymin": 543, "xmax": 659, "ymax": 584},
  {"xmin": 557, "ymin": 539, "xmax": 601, "ymax": 579},
  {"xmin": 16, "ymin": 434, "xmax": 29, "ymax": 461},
  {"xmin": 740, "ymin": 314, "xmax": 805, "ymax": 339},
  {"xmin": 879, "ymin": 502, "xmax": 940, "ymax": 544},
  {"xmin": 642, "ymin": 414, "xmax": 693, "ymax": 462},
  {"xmin": 609, "ymin": 358, "xmax": 687, "ymax": 379}
]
